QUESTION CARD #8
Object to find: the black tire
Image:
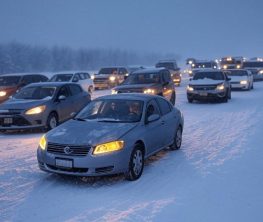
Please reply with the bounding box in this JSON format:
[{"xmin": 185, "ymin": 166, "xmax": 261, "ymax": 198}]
[
  {"xmin": 125, "ymin": 144, "xmax": 144, "ymax": 181},
  {"xmin": 170, "ymin": 91, "xmax": 176, "ymax": 105},
  {"xmin": 187, "ymin": 97, "xmax": 193, "ymax": 103},
  {"xmin": 222, "ymin": 94, "xmax": 228, "ymax": 103},
  {"xmin": 251, "ymin": 83, "xmax": 254, "ymax": 90},
  {"xmin": 228, "ymin": 88, "xmax": 231, "ymax": 99},
  {"xmin": 170, "ymin": 126, "xmax": 182, "ymax": 150},
  {"xmin": 46, "ymin": 112, "xmax": 58, "ymax": 131}
]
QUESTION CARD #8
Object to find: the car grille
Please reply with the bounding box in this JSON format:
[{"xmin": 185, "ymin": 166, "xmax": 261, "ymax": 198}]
[
  {"xmin": 0, "ymin": 116, "xmax": 31, "ymax": 126},
  {"xmin": 118, "ymin": 89, "xmax": 143, "ymax": 93},
  {"xmin": 47, "ymin": 142, "xmax": 91, "ymax": 156},
  {"xmin": 193, "ymin": 85, "xmax": 217, "ymax": 90},
  {"xmin": 231, "ymin": 81, "xmax": 240, "ymax": 84},
  {"xmin": 94, "ymin": 78, "xmax": 109, "ymax": 83},
  {"xmin": 0, "ymin": 109, "xmax": 23, "ymax": 115}
]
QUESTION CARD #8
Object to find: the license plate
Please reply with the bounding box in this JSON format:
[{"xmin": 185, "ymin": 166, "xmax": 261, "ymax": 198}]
[
  {"xmin": 4, "ymin": 118, "xmax": 13, "ymax": 124},
  {"xmin": 55, "ymin": 159, "xmax": 73, "ymax": 168},
  {"xmin": 199, "ymin": 92, "xmax": 208, "ymax": 96}
]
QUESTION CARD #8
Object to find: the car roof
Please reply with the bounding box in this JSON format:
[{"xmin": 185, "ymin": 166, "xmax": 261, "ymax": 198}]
[
  {"xmin": 95, "ymin": 93, "xmax": 162, "ymax": 102},
  {"xmin": 99, "ymin": 66, "xmax": 127, "ymax": 69},
  {"xmin": 52, "ymin": 71, "xmax": 90, "ymax": 75},
  {"xmin": 0, "ymin": 73, "xmax": 47, "ymax": 77},
  {"xmin": 131, "ymin": 67, "xmax": 166, "ymax": 75},
  {"xmin": 25, "ymin": 82, "xmax": 74, "ymax": 87}
]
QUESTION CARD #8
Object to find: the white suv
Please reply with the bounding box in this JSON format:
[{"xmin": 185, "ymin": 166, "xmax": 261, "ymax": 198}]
[{"xmin": 50, "ymin": 71, "xmax": 94, "ymax": 93}]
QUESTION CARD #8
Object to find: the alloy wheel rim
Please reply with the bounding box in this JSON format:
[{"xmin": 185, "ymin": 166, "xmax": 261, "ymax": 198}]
[
  {"xmin": 50, "ymin": 117, "xmax": 57, "ymax": 129},
  {"xmin": 132, "ymin": 150, "xmax": 143, "ymax": 176},
  {"xmin": 176, "ymin": 128, "xmax": 182, "ymax": 147}
]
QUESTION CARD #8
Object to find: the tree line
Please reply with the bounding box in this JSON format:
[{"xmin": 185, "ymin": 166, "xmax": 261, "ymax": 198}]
[{"xmin": 0, "ymin": 42, "xmax": 180, "ymax": 74}]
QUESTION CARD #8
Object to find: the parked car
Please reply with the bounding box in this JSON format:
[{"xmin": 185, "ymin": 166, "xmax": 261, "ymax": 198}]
[
  {"xmin": 155, "ymin": 60, "xmax": 181, "ymax": 86},
  {"xmin": 49, "ymin": 71, "xmax": 94, "ymax": 93},
  {"xmin": 242, "ymin": 61, "xmax": 263, "ymax": 81},
  {"xmin": 0, "ymin": 73, "xmax": 48, "ymax": 104},
  {"xmin": 37, "ymin": 93, "xmax": 184, "ymax": 181},
  {"xmin": 187, "ymin": 70, "xmax": 231, "ymax": 103},
  {"xmin": 0, "ymin": 82, "xmax": 90, "ymax": 132},
  {"xmin": 93, "ymin": 67, "xmax": 128, "ymax": 89},
  {"xmin": 227, "ymin": 69, "xmax": 254, "ymax": 90},
  {"xmin": 112, "ymin": 68, "xmax": 176, "ymax": 105}
]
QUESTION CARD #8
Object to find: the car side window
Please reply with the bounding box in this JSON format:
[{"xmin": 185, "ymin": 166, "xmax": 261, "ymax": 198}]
[
  {"xmin": 85, "ymin": 73, "xmax": 91, "ymax": 79},
  {"xmin": 40, "ymin": 75, "xmax": 48, "ymax": 82},
  {"xmin": 69, "ymin": 84, "xmax": 82, "ymax": 95},
  {"xmin": 156, "ymin": 98, "xmax": 172, "ymax": 115},
  {"xmin": 163, "ymin": 71, "xmax": 171, "ymax": 82},
  {"xmin": 72, "ymin": 74, "xmax": 80, "ymax": 82},
  {"xmin": 57, "ymin": 86, "xmax": 70, "ymax": 98},
  {"xmin": 119, "ymin": 68, "xmax": 127, "ymax": 75},
  {"xmin": 21, "ymin": 75, "xmax": 34, "ymax": 85},
  {"xmin": 79, "ymin": 73, "xmax": 85, "ymax": 80},
  {"xmin": 145, "ymin": 100, "xmax": 160, "ymax": 119}
]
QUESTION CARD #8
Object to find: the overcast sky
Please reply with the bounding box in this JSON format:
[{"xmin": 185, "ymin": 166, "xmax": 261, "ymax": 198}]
[{"xmin": 0, "ymin": 0, "xmax": 263, "ymax": 60}]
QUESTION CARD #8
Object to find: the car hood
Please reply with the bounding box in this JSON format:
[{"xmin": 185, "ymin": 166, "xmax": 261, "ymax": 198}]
[
  {"xmin": 115, "ymin": 83, "xmax": 158, "ymax": 91},
  {"xmin": 0, "ymin": 98, "xmax": 49, "ymax": 110},
  {"xmin": 229, "ymin": 76, "xmax": 248, "ymax": 82},
  {"xmin": 46, "ymin": 119, "xmax": 139, "ymax": 146},
  {"xmin": 190, "ymin": 79, "xmax": 224, "ymax": 85}
]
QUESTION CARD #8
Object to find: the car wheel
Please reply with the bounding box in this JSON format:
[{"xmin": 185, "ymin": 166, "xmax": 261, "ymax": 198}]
[
  {"xmin": 223, "ymin": 93, "xmax": 228, "ymax": 103},
  {"xmin": 187, "ymin": 97, "xmax": 193, "ymax": 103},
  {"xmin": 46, "ymin": 112, "xmax": 58, "ymax": 131},
  {"xmin": 88, "ymin": 86, "xmax": 93, "ymax": 94},
  {"xmin": 170, "ymin": 91, "xmax": 176, "ymax": 105},
  {"xmin": 251, "ymin": 83, "xmax": 254, "ymax": 89},
  {"xmin": 170, "ymin": 126, "xmax": 182, "ymax": 150},
  {"xmin": 125, "ymin": 144, "xmax": 144, "ymax": 181}
]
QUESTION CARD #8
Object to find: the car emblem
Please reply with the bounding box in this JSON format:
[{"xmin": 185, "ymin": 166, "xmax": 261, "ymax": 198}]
[{"xmin": 64, "ymin": 146, "xmax": 73, "ymax": 154}]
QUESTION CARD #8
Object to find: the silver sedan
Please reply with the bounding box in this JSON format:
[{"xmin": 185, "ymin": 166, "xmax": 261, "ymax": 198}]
[{"xmin": 37, "ymin": 94, "xmax": 184, "ymax": 181}]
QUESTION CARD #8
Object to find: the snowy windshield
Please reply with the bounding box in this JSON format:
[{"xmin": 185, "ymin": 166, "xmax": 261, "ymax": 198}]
[
  {"xmin": 193, "ymin": 72, "xmax": 224, "ymax": 80},
  {"xmin": 14, "ymin": 86, "xmax": 56, "ymax": 100},
  {"xmin": 98, "ymin": 68, "xmax": 118, "ymax": 75},
  {"xmin": 123, "ymin": 73, "xmax": 161, "ymax": 84},
  {"xmin": 0, "ymin": 76, "xmax": 21, "ymax": 86},
  {"xmin": 76, "ymin": 99, "xmax": 144, "ymax": 123},
  {"xmin": 243, "ymin": 62, "xmax": 263, "ymax": 68},
  {"xmin": 227, "ymin": 70, "xmax": 248, "ymax": 76},
  {"xmin": 50, "ymin": 74, "xmax": 73, "ymax": 82}
]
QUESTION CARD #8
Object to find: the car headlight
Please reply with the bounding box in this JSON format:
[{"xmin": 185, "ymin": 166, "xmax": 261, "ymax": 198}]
[
  {"xmin": 189, "ymin": 70, "xmax": 193, "ymax": 74},
  {"xmin": 240, "ymin": 80, "xmax": 248, "ymax": 85},
  {"xmin": 259, "ymin": 70, "xmax": 263, "ymax": 74},
  {"xmin": 223, "ymin": 65, "xmax": 227, "ymax": 69},
  {"xmin": 236, "ymin": 65, "xmax": 241, "ymax": 69},
  {"xmin": 111, "ymin": 89, "xmax": 118, "ymax": 94},
  {"xmin": 216, "ymin": 84, "xmax": 225, "ymax": 90},
  {"xmin": 91, "ymin": 75, "xmax": 95, "ymax": 80},
  {"xmin": 25, "ymin": 105, "xmax": 46, "ymax": 115},
  {"xmin": 143, "ymin": 88, "xmax": 156, "ymax": 94},
  {"xmin": 187, "ymin": 85, "xmax": 194, "ymax": 91},
  {"xmin": 39, "ymin": 135, "xmax": 47, "ymax": 150},
  {"xmin": 109, "ymin": 76, "xmax": 116, "ymax": 82},
  {"xmin": 93, "ymin": 141, "xmax": 124, "ymax": 155},
  {"xmin": 0, "ymin": 91, "xmax": 7, "ymax": 97}
]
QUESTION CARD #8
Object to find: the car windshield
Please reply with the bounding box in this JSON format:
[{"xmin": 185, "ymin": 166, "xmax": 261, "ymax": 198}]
[
  {"xmin": 123, "ymin": 73, "xmax": 161, "ymax": 84},
  {"xmin": 227, "ymin": 70, "xmax": 248, "ymax": 76},
  {"xmin": 193, "ymin": 72, "xmax": 224, "ymax": 80},
  {"xmin": 156, "ymin": 62, "xmax": 175, "ymax": 69},
  {"xmin": 98, "ymin": 68, "xmax": 118, "ymax": 75},
  {"xmin": 50, "ymin": 74, "xmax": 73, "ymax": 82},
  {"xmin": 243, "ymin": 62, "xmax": 263, "ymax": 68},
  {"xmin": 76, "ymin": 99, "xmax": 144, "ymax": 123},
  {"xmin": 0, "ymin": 76, "xmax": 21, "ymax": 86},
  {"xmin": 14, "ymin": 86, "xmax": 56, "ymax": 100}
]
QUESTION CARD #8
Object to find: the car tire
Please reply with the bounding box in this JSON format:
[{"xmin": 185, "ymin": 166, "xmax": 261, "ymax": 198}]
[
  {"xmin": 170, "ymin": 126, "xmax": 182, "ymax": 150},
  {"xmin": 46, "ymin": 112, "xmax": 58, "ymax": 131},
  {"xmin": 223, "ymin": 93, "xmax": 228, "ymax": 103},
  {"xmin": 187, "ymin": 97, "xmax": 193, "ymax": 103},
  {"xmin": 251, "ymin": 83, "xmax": 254, "ymax": 89},
  {"xmin": 125, "ymin": 144, "xmax": 144, "ymax": 181},
  {"xmin": 88, "ymin": 86, "xmax": 93, "ymax": 94},
  {"xmin": 170, "ymin": 91, "xmax": 176, "ymax": 105}
]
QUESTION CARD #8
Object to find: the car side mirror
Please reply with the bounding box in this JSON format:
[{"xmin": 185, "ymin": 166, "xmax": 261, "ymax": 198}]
[
  {"xmin": 147, "ymin": 114, "xmax": 160, "ymax": 123},
  {"xmin": 58, "ymin": 95, "xmax": 66, "ymax": 101}
]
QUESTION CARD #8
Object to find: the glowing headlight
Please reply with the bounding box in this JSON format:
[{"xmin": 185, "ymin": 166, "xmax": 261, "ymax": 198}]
[
  {"xmin": 143, "ymin": 89, "xmax": 156, "ymax": 94},
  {"xmin": 189, "ymin": 70, "xmax": 193, "ymax": 74},
  {"xmin": 223, "ymin": 65, "xmax": 227, "ymax": 69},
  {"xmin": 240, "ymin": 80, "xmax": 248, "ymax": 85},
  {"xmin": 111, "ymin": 89, "xmax": 118, "ymax": 94},
  {"xmin": 259, "ymin": 70, "xmax": 263, "ymax": 74},
  {"xmin": 39, "ymin": 135, "xmax": 47, "ymax": 150},
  {"xmin": 109, "ymin": 76, "xmax": 116, "ymax": 82},
  {"xmin": 91, "ymin": 75, "xmax": 95, "ymax": 80},
  {"xmin": 216, "ymin": 84, "xmax": 225, "ymax": 90},
  {"xmin": 236, "ymin": 65, "xmax": 241, "ymax": 69},
  {"xmin": 0, "ymin": 91, "xmax": 7, "ymax": 97},
  {"xmin": 187, "ymin": 85, "xmax": 194, "ymax": 91},
  {"xmin": 25, "ymin": 105, "xmax": 46, "ymax": 115},
  {"xmin": 93, "ymin": 141, "xmax": 124, "ymax": 155}
]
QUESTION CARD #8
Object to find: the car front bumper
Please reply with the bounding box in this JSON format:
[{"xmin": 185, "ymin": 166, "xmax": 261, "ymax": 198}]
[
  {"xmin": 231, "ymin": 83, "xmax": 249, "ymax": 90},
  {"xmin": 187, "ymin": 90, "xmax": 227, "ymax": 101},
  {"xmin": 37, "ymin": 146, "xmax": 131, "ymax": 177}
]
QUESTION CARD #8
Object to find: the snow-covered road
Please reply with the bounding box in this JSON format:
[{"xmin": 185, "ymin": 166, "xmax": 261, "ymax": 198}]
[{"xmin": 1, "ymin": 80, "xmax": 263, "ymax": 222}]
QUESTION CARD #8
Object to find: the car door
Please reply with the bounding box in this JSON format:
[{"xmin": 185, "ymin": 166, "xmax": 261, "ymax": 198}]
[
  {"xmin": 56, "ymin": 85, "xmax": 74, "ymax": 122},
  {"xmin": 68, "ymin": 84, "xmax": 89, "ymax": 112},
  {"xmin": 162, "ymin": 70, "xmax": 174, "ymax": 100},
  {"xmin": 143, "ymin": 99, "xmax": 165, "ymax": 155},
  {"xmin": 156, "ymin": 97, "xmax": 177, "ymax": 146}
]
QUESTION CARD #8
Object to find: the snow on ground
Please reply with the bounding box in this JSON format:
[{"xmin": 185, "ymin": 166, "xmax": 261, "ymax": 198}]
[{"xmin": 1, "ymin": 79, "xmax": 263, "ymax": 222}]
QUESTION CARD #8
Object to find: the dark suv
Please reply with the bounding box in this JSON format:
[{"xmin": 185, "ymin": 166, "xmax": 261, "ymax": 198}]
[
  {"xmin": 155, "ymin": 60, "xmax": 181, "ymax": 86},
  {"xmin": 186, "ymin": 70, "xmax": 231, "ymax": 103},
  {"xmin": 0, "ymin": 73, "xmax": 48, "ymax": 104},
  {"xmin": 112, "ymin": 68, "xmax": 176, "ymax": 104}
]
